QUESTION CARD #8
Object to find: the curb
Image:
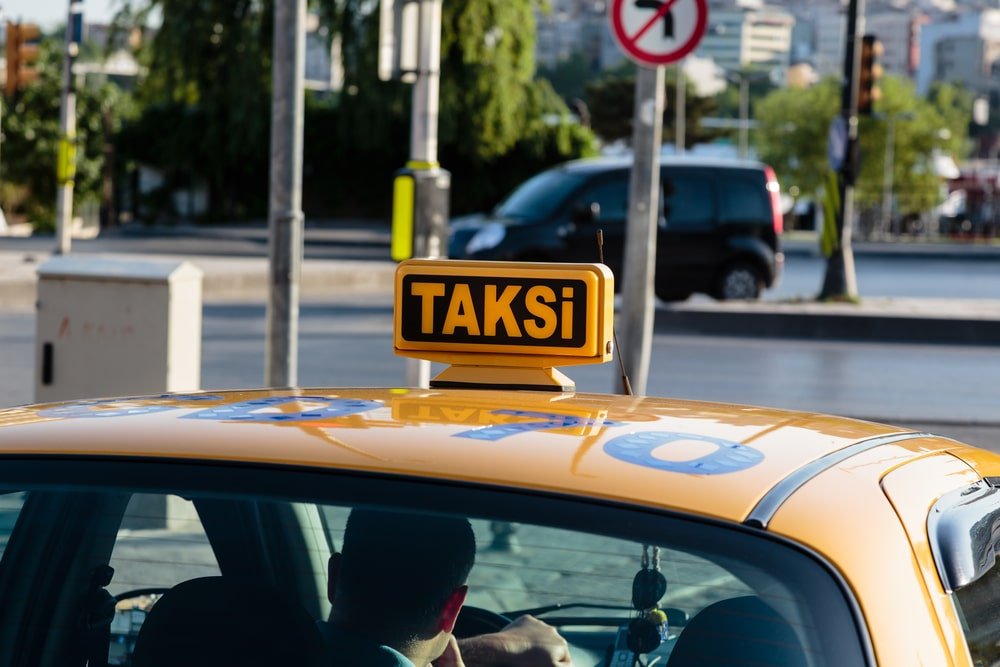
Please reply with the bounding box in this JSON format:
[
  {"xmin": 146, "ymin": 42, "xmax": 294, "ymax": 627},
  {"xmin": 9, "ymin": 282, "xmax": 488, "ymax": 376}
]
[
  {"xmin": 656, "ymin": 306, "xmax": 1000, "ymax": 345},
  {"xmin": 0, "ymin": 261, "xmax": 398, "ymax": 309}
]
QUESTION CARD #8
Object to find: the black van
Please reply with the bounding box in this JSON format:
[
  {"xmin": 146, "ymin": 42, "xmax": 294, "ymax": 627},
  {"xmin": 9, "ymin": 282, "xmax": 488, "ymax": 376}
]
[{"xmin": 448, "ymin": 156, "xmax": 784, "ymax": 300}]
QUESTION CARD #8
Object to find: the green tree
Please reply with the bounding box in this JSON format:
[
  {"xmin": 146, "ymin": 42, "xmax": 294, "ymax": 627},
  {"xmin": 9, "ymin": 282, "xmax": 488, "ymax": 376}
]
[
  {"xmin": 2, "ymin": 38, "xmax": 135, "ymax": 230},
  {"xmin": 114, "ymin": 0, "xmax": 275, "ymax": 219},
  {"xmin": 114, "ymin": 0, "xmax": 594, "ymax": 218},
  {"xmin": 321, "ymin": 0, "xmax": 597, "ymax": 213},
  {"xmin": 584, "ymin": 70, "xmax": 720, "ymax": 147},
  {"xmin": 537, "ymin": 51, "xmax": 599, "ymax": 105},
  {"xmin": 754, "ymin": 76, "xmax": 968, "ymax": 215}
]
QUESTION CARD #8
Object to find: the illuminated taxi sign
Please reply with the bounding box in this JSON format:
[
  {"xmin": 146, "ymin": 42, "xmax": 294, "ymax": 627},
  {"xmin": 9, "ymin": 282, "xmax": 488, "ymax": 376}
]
[{"xmin": 394, "ymin": 260, "xmax": 614, "ymax": 390}]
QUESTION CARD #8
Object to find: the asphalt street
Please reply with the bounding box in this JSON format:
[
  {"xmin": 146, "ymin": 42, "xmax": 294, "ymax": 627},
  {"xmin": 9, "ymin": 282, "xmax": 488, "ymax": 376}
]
[
  {"xmin": 2, "ymin": 294, "xmax": 997, "ymax": 449},
  {"xmin": 3, "ymin": 226, "xmax": 1000, "ymax": 301}
]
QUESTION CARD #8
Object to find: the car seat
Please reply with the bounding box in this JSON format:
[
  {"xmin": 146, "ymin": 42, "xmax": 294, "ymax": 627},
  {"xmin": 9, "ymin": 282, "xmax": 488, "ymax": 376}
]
[
  {"xmin": 667, "ymin": 595, "xmax": 809, "ymax": 666},
  {"xmin": 131, "ymin": 576, "xmax": 327, "ymax": 667}
]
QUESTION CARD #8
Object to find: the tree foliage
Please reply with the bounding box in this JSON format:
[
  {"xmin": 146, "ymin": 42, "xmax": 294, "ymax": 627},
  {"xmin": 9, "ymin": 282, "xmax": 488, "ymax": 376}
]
[
  {"xmin": 114, "ymin": 0, "xmax": 275, "ymax": 219},
  {"xmin": 2, "ymin": 39, "xmax": 135, "ymax": 229},
  {"xmin": 114, "ymin": 0, "xmax": 595, "ymax": 218},
  {"xmin": 313, "ymin": 0, "xmax": 596, "ymax": 213},
  {"xmin": 584, "ymin": 70, "xmax": 720, "ymax": 148},
  {"xmin": 755, "ymin": 76, "xmax": 970, "ymax": 214}
]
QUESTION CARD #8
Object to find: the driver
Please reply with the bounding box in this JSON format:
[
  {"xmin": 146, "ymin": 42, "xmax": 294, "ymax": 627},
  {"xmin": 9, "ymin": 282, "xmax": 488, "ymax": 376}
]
[{"xmin": 323, "ymin": 508, "xmax": 571, "ymax": 667}]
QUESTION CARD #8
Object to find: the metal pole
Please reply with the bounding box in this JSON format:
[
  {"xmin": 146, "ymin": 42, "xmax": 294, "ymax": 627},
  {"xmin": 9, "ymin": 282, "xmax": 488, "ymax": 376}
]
[
  {"xmin": 410, "ymin": 0, "xmax": 440, "ymax": 168},
  {"xmin": 405, "ymin": 0, "xmax": 443, "ymax": 389},
  {"xmin": 54, "ymin": 0, "xmax": 81, "ymax": 255},
  {"xmin": 265, "ymin": 0, "xmax": 306, "ymax": 388},
  {"xmin": 820, "ymin": 0, "xmax": 862, "ymax": 299},
  {"xmin": 675, "ymin": 60, "xmax": 685, "ymax": 154},
  {"xmin": 618, "ymin": 65, "xmax": 665, "ymax": 396},
  {"xmin": 881, "ymin": 115, "xmax": 895, "ymax": 239},
  {"xmin": 739, "ymin": 76, "xmax": 749, "ymax": 160}
]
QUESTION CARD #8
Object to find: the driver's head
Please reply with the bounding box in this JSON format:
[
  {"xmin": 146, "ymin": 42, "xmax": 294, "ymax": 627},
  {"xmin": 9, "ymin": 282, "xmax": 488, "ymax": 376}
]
[{"xmin": 328, "ymin": 508, "xmax": 476, "ymax": 646}]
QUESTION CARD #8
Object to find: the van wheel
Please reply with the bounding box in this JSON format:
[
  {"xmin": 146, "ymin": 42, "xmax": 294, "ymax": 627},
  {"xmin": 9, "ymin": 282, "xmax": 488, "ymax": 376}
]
[{"xmin": 715, "ymin": 263, "xmax": 762, "ymax": 300}]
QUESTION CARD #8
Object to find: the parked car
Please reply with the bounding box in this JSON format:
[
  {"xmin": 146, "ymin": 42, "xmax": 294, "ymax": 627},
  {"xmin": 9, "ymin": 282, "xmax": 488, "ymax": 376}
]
[{"xmin": 449, "ymin": 156, "xmax": 784, "ymax": 300}]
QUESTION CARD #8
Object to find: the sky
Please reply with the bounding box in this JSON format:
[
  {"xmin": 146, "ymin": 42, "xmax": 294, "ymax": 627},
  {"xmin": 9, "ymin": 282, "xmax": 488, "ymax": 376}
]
[{"xmin": 1, "ymin": 0, "xmax": 118, "ymax": 29}]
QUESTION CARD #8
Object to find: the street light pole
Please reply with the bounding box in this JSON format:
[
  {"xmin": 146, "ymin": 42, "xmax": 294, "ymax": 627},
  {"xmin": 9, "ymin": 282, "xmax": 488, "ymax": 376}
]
[
  {"xmin": 819, "ymin": 0, "xmax": 864, "ymax": 300},
  {"xmin": 880, "ymin": 115, "xmax": 896, "ymax": 239},
  {"xmin": 265, "ymin": 0, "xmax": 306, "ymax": 388}
]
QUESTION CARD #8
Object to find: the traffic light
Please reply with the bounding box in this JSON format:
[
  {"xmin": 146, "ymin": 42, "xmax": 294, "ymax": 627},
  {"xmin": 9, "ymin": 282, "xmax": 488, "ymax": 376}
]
[
  {"xmin": 858, "ymin": 34, "xmax": 884, "ymax": 116},
  {"xmin": 4, "ymin": 21, "xmax": 42, "ymax": 97}
]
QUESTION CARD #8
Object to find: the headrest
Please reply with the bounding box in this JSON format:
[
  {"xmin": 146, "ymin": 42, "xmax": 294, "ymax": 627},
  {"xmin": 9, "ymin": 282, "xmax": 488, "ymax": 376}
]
[
  {"xmin": 131, "ymin": 576, "xmax": 326, "ymax": 667},
  {"xmin": 667, "ymin": 595, "xmax": 808, "ymax": 667}
]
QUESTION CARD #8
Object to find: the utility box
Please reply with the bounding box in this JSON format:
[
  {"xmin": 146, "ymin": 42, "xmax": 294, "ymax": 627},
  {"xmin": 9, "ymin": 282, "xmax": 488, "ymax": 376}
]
[{"xmin": 35, "ymin": 257, "xmax": 203, "ymax": 403}]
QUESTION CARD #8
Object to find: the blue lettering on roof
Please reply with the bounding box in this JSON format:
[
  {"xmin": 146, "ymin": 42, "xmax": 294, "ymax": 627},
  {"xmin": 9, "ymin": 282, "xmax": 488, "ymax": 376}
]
[
  {"xmin": 182, "ymin": 396, "xmax": 382, "ymax": 423},
  {"xmin": 455, "ymin": 409, "xmax": 621, "ymax": 441},
  {"xmin": 604, "ymin": 432, "xmax": 764, "ymax": 475}
]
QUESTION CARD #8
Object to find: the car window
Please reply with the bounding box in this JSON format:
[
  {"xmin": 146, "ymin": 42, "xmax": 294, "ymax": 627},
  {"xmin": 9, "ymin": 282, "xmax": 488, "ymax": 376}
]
[
  {"xmin": 663, "ymin": 173, "xmax": 715, "ymax": 230},
  {"xmin": 494, "ymin": 169, "xmax": 586, "ymax": 221},
  {"xmin": 574, "ymin": 176, "xmax": 629, "ymax": 222},
  {"xmin": 0, "ymin": 466, "xmax": 868, "ymax": 667},
  {"xmin": 108, "ymin": 493, "xmax": 220, "ymax": 597},
  {"xmin": 953, "ymin": 557, "xmax": 1000, "ymax": 664},
  {"xmin": 717, "ymin": 172, "xmax": 771, "ymax": 225},
  {"xmin": 0, "ymin": 491, "xmax": 26, "ymax": 560}
]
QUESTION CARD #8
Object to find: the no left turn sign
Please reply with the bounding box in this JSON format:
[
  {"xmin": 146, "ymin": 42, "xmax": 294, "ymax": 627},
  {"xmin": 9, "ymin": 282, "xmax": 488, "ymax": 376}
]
[{"xmin": 609, "ymin": 0, "xmax": 709, "ymax": 66}]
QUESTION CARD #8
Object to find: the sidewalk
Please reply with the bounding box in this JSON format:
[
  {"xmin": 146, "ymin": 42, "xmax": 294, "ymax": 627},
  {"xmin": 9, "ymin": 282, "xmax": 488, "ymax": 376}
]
[{"xmin": 4, "ymin": 246, "xmax": 1000, "ymax": 345}]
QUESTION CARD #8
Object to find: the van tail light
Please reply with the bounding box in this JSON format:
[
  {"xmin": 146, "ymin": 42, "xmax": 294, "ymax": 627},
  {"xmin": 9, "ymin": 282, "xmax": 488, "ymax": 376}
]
[{"xmin": 764, "ymin": 166, "xmax": 783, "ymax": 235}]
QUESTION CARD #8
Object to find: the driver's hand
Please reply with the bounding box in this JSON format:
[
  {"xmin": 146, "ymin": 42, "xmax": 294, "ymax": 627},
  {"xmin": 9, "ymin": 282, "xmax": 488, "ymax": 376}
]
[
  {"xmin": 458, "ymin": 614, "xmax": 572, "ymax": 666},
  {"xmin": 434, "ymin": 634, "xmax": 466, "ymax": 667}
]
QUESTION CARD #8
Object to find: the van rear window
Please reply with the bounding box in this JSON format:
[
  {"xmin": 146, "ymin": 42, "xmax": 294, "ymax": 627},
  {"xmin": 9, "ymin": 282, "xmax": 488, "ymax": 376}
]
[
  {"xmin": 663, "ymin": 175, "xmax": 714, "ymax": 230},
  {"xmin": 718, "ymin": 174, "xmax": 770, "ymax": 225}
]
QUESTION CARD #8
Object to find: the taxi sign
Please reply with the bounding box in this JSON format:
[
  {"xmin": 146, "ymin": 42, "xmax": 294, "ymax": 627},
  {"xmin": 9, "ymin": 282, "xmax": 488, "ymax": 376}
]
[{"xmin": 394, "ymin": 260, "xmax": 614, "ymax": 390}]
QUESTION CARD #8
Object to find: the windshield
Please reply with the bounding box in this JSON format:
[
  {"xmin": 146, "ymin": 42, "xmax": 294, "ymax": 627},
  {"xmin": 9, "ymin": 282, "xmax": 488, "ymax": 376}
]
[
  {"xmin": 494, "ymin": 169, "xmax": 585, "ymax": 220},
  {"xmin": 0, "ymin": 460, "xmax": 869, "ymax": 667}
]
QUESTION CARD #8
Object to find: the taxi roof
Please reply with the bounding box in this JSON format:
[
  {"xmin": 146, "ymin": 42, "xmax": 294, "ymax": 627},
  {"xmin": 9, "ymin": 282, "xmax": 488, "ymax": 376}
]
[{"xmin": 0, "ymin": 389, "xmax": 961, "ymax": 523}]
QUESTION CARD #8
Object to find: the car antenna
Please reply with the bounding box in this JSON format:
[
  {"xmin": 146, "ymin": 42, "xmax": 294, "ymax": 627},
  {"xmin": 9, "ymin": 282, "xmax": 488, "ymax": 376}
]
[{"xmin": 598, "ymin": 230, "xmax": 633, "ymax": 396}]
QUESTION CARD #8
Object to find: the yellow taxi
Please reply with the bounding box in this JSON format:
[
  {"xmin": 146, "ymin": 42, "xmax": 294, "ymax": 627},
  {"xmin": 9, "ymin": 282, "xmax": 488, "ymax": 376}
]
[{"xmin": 0, "ymin": 259, "xmax": 997, "ymax": 666}]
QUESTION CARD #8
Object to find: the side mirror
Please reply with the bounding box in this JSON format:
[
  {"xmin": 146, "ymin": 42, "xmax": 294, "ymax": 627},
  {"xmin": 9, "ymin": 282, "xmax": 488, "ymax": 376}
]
[{"xmin": 571, "ymin": 202, "xmax": 600, "ymax": 224}]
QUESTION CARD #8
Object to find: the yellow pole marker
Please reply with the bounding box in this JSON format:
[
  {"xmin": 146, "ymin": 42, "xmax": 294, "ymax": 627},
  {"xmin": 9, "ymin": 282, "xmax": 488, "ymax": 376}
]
[{"xmin": 391, "ymin": 174, "xmax": 416, "ymax": 262}]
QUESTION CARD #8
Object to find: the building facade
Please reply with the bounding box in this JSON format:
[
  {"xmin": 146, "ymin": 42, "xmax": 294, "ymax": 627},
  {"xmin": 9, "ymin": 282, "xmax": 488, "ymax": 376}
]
[
  {"xmin": 697, "ymin": 3, "xmax": 795, "ymax": 76},
  {"xmin": 917, "ymin": 9, "xmax": 1000, "ymax": 97}
]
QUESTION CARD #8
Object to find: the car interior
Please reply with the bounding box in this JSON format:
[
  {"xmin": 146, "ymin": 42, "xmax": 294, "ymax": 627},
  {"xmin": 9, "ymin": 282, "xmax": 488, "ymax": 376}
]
[{"xmin": 0, "ymin": 460, "xmax": 868, "ymax": 666}]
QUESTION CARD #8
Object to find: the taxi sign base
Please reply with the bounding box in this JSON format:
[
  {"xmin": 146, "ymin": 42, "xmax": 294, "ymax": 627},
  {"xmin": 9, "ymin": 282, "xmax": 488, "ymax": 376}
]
[{"xmin": 430, "ymin": 365, "xmax": 574, "ymax": 393}]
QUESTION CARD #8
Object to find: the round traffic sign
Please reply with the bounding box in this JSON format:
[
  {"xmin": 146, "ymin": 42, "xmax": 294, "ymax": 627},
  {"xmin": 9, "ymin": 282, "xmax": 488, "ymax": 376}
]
[{"xmin": 609, "ymin": 0, "xmax": 709, "ymax": 66}]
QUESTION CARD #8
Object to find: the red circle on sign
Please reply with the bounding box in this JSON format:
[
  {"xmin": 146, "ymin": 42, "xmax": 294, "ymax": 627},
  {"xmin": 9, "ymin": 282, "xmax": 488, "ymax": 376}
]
[{"xmin": 609, "ymin": 0, "xmax": 709, "ymax": 66}]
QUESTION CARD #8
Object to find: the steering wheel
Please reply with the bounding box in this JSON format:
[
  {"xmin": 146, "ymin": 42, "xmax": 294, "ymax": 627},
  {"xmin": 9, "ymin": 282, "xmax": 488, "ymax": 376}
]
[{"xmin": 453, "ymin": 605, "xmax": 512, "ymax": 637}]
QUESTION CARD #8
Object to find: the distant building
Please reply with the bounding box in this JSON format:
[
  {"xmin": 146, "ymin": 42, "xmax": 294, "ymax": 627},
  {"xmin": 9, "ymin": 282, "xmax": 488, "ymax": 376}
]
[
  {"xmin": 866, "ymin": 8, "xmax": 928, "ymax": 78},
  {"xmin": 917, "ymin": 9, "xmax": 1000, "ymax": 97},
  {"xmin": 697, "ymin": 3, "xmax": 795, "ymax": 78},
  {"xmin": 535, "ymin": 0, "xmax": 606, "ymax": 69},
  {"xmin": 813, "ymin": 4, "xmax": 847, "ymax": 77}
]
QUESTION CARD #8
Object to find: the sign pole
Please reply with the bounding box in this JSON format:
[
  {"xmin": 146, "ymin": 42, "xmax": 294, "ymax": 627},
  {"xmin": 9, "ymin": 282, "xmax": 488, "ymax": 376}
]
[
  {"xmin": 619, "ymin": 65, "xmax": 665, "ymax": 395},
  {"xmin": 675, "ymin": 59, "xmax": 685, "ymax": 154},
  {"xmin": 265, "ymin": 0, "xmax": 306, "ymax": 388},
  {"xmin": 608, "ymin": 0, "xmax": 707, "ymax": 394},
  {"xmin": 54, "ymin": 1, "xmax": 82, "ymax": 255}
]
